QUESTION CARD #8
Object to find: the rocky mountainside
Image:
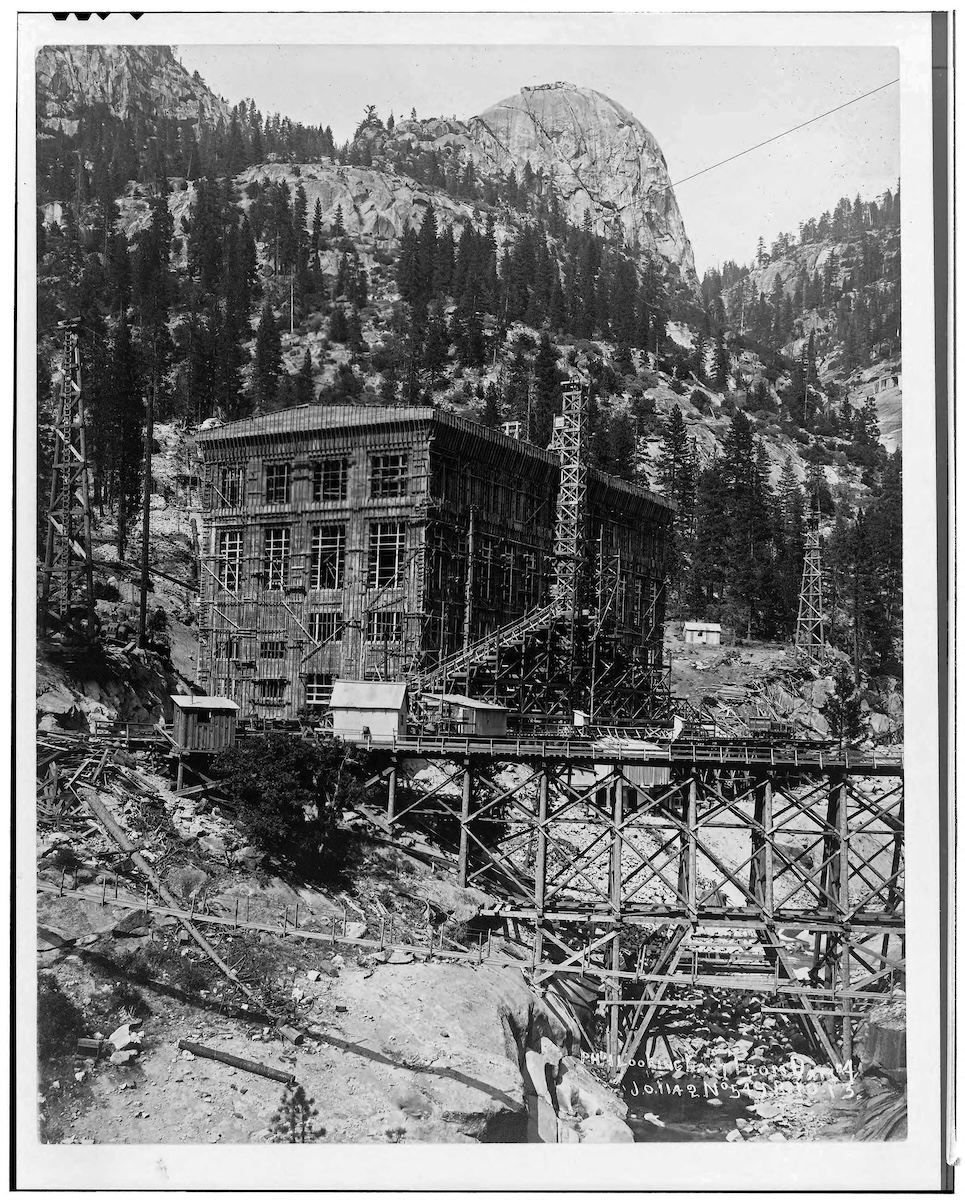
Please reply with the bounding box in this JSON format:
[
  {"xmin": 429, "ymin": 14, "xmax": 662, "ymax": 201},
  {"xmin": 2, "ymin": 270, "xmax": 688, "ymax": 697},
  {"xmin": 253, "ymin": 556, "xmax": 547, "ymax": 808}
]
[
  {"xmin": 469, "ymin": 83, "xmax": 696, "ymax": 279},
  {"xmin": 347, "ymin": 82, "xmax": 696, "ymax": 284},
  {"xmin": 36, "ymin": 45, "xmax": 229, "ymax": 135}
]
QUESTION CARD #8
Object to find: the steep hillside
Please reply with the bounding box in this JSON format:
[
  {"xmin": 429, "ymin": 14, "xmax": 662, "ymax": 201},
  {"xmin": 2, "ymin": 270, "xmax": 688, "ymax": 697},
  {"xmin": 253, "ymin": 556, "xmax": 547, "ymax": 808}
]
[{"xmin": 36, "ymin": 45, "xmax": 230, "ymax": 134}]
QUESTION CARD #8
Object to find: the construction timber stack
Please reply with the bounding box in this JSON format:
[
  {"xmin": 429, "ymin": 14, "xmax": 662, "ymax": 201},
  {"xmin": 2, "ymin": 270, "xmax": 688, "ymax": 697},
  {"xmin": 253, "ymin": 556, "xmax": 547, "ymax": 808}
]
[{"xmin": 195, "ymin": 398, "xmax": 673, "ymax": 725}]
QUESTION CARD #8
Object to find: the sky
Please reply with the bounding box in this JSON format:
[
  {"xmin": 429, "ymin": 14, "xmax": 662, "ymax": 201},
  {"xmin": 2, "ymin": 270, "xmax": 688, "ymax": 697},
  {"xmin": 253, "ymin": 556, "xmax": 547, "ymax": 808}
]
[{"xmin": 176, "ymin": 44, "xmax": 899, "ymax": 276}]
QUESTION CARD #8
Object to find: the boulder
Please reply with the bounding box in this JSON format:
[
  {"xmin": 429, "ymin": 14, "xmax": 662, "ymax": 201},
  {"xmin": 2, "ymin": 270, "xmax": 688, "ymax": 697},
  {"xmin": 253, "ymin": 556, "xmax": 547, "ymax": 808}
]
[
  {"xmin": 198, "ymin": 834, "xmax": 227, "ymax": 858},
  {"xmin": 557, "ymin": 1056, "xmax": 628, "ymax": 1121},
  {"xmin": 111, "ymin": 910, "xmax": 151, "ymax": 937},
  {"xmin": 164, "ymin": 866, "xmax": 208, "ymax": 901},
  {"xmin": 577, "ymin": 1114, "xmax": 634, "ymax": 1143},
  {"xmin": 391, "ymin": 1085, "xmax": 433, "ymax": 1119},
  {"xmin": 109, "ymin": 1022, "xmax": 143, "ymax": 1052},
  {"xmin": 860, "ymin": 996, "xmax": 906, "ymax": 1084},
  {"xmin": 230, "ymin": 845, "xmax": 264, "ymax": 870},
  {"xmin": 523, "ymin": 1049, "xmax": 554, "ymax": 1106},
  {"xmin": 526, "ymin": 1094, "xmax": 559, "ymax": 1143}
]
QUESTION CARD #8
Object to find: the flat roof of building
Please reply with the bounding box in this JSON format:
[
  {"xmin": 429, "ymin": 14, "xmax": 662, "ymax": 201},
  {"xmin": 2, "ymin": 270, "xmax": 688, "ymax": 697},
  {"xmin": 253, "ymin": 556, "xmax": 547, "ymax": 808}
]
[
  {"xmin": 684, "ymin": 621, "xmax": 723, "ymax": 632},
  {"xmin": 196, "ymin": 404, "xmax": 673, "ymax": 512},
  {"xmin": 171, "ymin": 694, "xmax": 240, "ymax": 711},
  {"xmin": 330, "ymin": 680, "xmax": 408, "ymax": 710}
]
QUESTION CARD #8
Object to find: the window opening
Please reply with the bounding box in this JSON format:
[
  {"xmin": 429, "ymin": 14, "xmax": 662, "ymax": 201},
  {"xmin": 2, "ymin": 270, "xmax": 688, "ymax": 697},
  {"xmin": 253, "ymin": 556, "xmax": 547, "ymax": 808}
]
[
  {"xmin": 265, "ymin": 462, "xmax": 291, "ymax": 504},
  {"xmin": 310, "ymin": 525, "xmax": 346, "ymax": 590},
  {"xmin": 264, "ymin": 527, "xmax": 291, "ymax": 589},
  {"xmin": 370, "ymin": 453, "xmax": 408, "ymax": 498}
]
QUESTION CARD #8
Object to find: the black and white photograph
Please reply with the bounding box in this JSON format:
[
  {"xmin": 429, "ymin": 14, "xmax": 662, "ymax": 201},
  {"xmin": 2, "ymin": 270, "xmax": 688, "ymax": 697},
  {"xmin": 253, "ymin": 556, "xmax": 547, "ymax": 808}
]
[{"xmin": 14, "ymin": 9, "xmax": 947, "ymax": 1192}]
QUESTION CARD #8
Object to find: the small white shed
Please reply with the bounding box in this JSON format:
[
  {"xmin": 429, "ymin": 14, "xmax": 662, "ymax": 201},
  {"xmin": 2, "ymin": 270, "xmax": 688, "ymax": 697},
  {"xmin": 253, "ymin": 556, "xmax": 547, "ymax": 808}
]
[
  {"xmin": 684, "ymin": 621, "xmax": 722, "ymax": 646},
  {"xmin": 329, "ymin": 680, "xmax": 408, "ymax": 743},
  {"xmin": 422, "ymin": 693, "xmax": 509, "ymax": 738}
]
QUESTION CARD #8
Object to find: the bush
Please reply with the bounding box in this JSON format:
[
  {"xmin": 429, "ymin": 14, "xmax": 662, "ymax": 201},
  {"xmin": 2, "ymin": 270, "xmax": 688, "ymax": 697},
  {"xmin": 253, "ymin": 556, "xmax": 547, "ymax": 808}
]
[
  {"xmin": 210, "ymin": 734, "xmax": 363, "ymax": 876},
  {"xmin": 94, "ymin": 580, "xmax": 121, "ymax": 602},
  {"xmin": 38, "ymin": 975, "xmax": 84, "ymax": 1060}
]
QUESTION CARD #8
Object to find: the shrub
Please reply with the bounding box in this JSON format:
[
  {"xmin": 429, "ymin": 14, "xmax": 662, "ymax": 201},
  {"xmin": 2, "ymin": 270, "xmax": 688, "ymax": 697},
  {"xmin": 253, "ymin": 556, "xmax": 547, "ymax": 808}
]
[
  {"xmin": 210, "ymin": 734, "xmax": 362, "ymax": 875},
  {"xmin": 38, "ymin": 975, "xmax": 84, "ymax": 1060},
  {"xmin": 94, "ymin": 579, "xmax": 122, "ymax": 601}
]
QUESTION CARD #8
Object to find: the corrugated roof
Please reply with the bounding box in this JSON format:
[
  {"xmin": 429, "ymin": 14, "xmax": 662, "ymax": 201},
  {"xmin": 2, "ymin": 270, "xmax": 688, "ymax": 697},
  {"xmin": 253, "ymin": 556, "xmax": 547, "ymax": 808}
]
[
  {"xmin": 171, "ymin": 694, "xmax": 240, "ymax": 711},
  {"xmin": 423, "ymin": 693, "xmax": 509, "ymax": 712},
  {"xmin": 329, "ymin": 679, "xmax": 408, "ymax": 710},
  {"xmin": 684, "ymin": 622, "xmax": 723, "ymax": 632}
]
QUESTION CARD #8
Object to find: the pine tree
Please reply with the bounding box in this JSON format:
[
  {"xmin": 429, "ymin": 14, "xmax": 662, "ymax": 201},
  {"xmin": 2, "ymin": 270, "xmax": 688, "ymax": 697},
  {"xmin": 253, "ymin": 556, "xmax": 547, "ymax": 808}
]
[
  {"xmin": 656, "ymin": 404, "xmax": 688, "ymax": 499},
  {"xmin": 711, "ymin": 332, "xmax": 729, "ymax": 393},
  {"xmin": 253, "ymin": 303, "xmax": 282, "ymax": 407},
  {"xmin": 295, "ymin": 348, "xmax": 314, "ymax": 405},
  {"xmin": 269, "ymin": 1085, "xmax": 324, "ymax": 1143},
  {"xmin": 332, "ymin": 203, "xmax": 345, "ymax": 237},
  {"xmin": 105, "ymin": 314, "xmax": 142, "ymax": 560},
  {"xmin": 311, "ymin": 198, "xmax": 323, "ymax": 262},
  {"xmin": 531, "ymin": 333, "xmax": 562, "ymax": 447}
]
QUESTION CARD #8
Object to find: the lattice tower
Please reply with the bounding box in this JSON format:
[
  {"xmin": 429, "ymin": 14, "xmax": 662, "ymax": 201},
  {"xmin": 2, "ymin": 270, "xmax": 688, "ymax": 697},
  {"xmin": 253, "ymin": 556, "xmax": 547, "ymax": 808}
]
[
  {"xmin": 552, "ymin": 382, "xmax": 588, "ymax": 615},
  {"xmin": 795, "ymin": 525, "xmax": 826, "ymax": 660},
  {"xmin": 40, "ymin": 319, "xmax": 96, "ymax": 642}
]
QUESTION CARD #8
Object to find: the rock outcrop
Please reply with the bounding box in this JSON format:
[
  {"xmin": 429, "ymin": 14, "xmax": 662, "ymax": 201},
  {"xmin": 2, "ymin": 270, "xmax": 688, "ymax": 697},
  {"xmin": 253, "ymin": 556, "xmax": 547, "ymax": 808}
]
[
  {"xmin": 36, "ymin": 45, "xmax": 229, "ymax": 134},
  {"xmin": 468, "ymin": 82, "xmax": 696, "ymax": 281}
]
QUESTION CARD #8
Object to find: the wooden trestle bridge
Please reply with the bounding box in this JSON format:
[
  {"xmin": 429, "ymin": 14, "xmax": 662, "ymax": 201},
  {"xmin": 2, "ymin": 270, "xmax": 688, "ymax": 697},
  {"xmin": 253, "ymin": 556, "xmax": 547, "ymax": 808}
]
[{"xmin": 362, "ymin": 737, "xmax": 904, "ymax": 1081}]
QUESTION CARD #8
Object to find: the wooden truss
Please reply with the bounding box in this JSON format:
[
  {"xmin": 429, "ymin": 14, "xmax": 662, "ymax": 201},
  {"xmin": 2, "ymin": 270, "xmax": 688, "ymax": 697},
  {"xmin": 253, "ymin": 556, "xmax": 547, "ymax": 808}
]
[{"xmin": 364, "ymin": 746, "xmax": 904, "ymax": 1078}]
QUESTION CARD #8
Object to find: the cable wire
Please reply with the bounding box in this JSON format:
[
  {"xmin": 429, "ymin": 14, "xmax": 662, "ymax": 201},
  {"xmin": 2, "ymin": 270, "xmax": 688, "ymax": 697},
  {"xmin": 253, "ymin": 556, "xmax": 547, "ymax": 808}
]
[{"xmin": 660, "ymin": 77, "xmax": 899, "ymax": 192}]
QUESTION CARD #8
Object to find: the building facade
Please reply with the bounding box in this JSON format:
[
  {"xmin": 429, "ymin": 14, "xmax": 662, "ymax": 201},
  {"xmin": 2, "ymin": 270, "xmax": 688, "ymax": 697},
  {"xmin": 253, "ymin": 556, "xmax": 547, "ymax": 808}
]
[{"xmin": 195, "ymin": 405, "xmax": 673, "ymax": 723}]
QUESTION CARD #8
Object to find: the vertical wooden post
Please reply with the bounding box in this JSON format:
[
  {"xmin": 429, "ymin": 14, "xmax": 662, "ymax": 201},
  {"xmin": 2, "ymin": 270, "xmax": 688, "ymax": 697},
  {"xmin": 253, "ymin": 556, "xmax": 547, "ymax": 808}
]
[
  {"xmin": 686, "ymin": 775, "xmax": 698, "ymax": 920},
  {"xmin": 835, "ymin": 773, "xmax": 852, "ymax": 1066},
  {"xmin": 387, "ymin": 763, "xmax": 397, "ymax": 827},
  {"xmin": 176, "ymin": 756, "xmax": 184, "ymax": 792},
  {"xmin": 533, "ymin": 770, "xmax": 549, "ymax": 967},
  {"xmin": 458, "ymin": 759, "xmax": 472, "ymax": 888},
  {"xmin": 763, "ymin": 777, "xmax": 774, "ymax": 918},
  {"xmin": 608, "ymin": 772, "xmax": 624, "ymax": 1075}
]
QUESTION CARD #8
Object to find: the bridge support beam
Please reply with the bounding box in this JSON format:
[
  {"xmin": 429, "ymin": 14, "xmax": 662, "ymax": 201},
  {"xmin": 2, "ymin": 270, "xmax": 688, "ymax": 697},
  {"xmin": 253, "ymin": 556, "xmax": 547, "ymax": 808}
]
[{"xmin": 356, "ymin": 745, "xmax": 904, "ymax": 1079}]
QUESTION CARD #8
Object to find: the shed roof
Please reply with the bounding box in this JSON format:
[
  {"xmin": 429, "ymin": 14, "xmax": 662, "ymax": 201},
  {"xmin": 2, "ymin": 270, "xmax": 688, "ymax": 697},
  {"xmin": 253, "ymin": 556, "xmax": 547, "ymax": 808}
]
[
  {"xmin": 423, "ymin": 693, "xmax": 509, "ymax": 712},
  {"xmin": 684, "ymin": 621, "xmax": 723, "ymax": 632},
  {"xmin": 171, "ymin": 694, "xmax": 240, "ymax": 712},
  {"xmin": 329, "ymin": 680, "xmax": 408, "ymax": 710}
]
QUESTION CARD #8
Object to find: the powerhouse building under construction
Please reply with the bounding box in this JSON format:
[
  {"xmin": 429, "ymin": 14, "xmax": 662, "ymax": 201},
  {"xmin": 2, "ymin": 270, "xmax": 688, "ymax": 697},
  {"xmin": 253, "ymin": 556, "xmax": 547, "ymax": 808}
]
[{"xmin": 195, "ymin": 403, "xmax": 673, "ymax": 724}]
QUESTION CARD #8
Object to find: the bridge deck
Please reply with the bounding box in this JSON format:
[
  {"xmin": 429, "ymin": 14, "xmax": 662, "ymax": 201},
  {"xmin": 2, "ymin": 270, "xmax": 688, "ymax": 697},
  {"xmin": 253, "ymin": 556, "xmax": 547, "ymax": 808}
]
[{"xmin": 377, "ymin": 735, "xmax": 902, "ymax": 774}]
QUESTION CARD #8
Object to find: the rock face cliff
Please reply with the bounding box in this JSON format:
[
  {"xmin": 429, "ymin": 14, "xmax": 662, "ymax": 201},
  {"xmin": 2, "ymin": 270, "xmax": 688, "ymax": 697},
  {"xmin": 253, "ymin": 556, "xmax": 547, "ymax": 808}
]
[
  {"xmin": 468, "ymin": 82, "xmax": 696, "ymax": 281},
  {"xmin": 36, "ymin": 44, "xmax": 229, "ymax": 134}
]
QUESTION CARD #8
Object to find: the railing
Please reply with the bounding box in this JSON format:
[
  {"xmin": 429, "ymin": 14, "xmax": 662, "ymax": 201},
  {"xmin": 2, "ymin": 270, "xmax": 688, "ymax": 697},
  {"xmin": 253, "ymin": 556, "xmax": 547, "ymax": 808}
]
[
  {"xmin": 89, "ymin": 719, "xmax": 166, "ymax": 742},
  {"xmin": 380, "ymin": 734, "xmax": 902, "ymax": 771}
]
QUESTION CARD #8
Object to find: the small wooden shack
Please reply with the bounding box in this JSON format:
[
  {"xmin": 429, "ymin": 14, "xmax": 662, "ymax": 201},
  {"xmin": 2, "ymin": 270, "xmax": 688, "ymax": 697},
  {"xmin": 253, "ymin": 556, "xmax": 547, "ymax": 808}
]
[
  {"xmin": 170, "ymin": 695, "xmax": 239, "ymax": 753},
  {"xmin": 329, "ymin": 680, "xmax": 408, "ymax": 743},
  {"xmin": 422, "ymin": 693, "xmax": 509, "ymax": 738},
  {"xmin": 684, "ymin": 621, "xmax": 722, "ymax": 646}
]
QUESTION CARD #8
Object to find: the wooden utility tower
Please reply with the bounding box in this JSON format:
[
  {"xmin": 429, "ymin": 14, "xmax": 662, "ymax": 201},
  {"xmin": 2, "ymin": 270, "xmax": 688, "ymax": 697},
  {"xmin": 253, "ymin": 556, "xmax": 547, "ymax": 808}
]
[
  {"xmin": 795, "ymin": 525, "xmax": 826, "ymax": 661},
  {"xmin": 40, "ymin": 319, "xmax": 96, "ymax": 643}
]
